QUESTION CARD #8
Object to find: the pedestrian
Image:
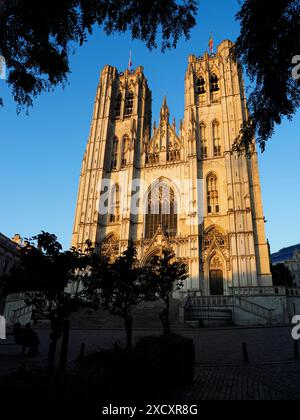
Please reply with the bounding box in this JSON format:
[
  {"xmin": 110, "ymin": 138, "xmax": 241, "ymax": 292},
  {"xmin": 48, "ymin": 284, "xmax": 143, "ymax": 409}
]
[
  {"xmin": 12, "ymin": 322, "xmax": 23, "ymax": 345},
  {"xmin": 23, "ymin": 323, "xmax": 40, "ymax": 356}
]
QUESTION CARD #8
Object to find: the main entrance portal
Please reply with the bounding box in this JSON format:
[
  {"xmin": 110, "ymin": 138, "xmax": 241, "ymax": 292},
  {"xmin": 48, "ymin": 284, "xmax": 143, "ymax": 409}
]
[{"xmin": 210, "ymin": 270, "xmax": 224, "ymax": 296}]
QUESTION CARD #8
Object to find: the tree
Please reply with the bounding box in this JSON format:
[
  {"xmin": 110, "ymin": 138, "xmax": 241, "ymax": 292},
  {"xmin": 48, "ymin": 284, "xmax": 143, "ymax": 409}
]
[
  {"xmin": 234, "ymin": 0, "xmax": 300, "ymax": 152},
  {"xmin": 1, "ymin": 1, "xmax": 299, "ymax": 152},
  {"xmin": 84, "ymin": 244, "xmax": 153, "ymax": 350},
  {"xmin": 149, "ymin": 248, "xmax": 188, "ymax": 335},
  {"xmin": 0, "ymin": 0, "xmax": 197, "ymax": 109},
  {"xmin": 271, "ymin": 263, "xmax": 295, "ymax": 288},
  {"xmin": 6, "ymin": 232, "xmax": 89, "ymax": 371}
]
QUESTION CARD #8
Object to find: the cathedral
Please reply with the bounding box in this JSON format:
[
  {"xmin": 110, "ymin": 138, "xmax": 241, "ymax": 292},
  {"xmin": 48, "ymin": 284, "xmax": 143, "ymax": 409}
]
[{"xmin": 72, "ymin": 39, "xmax": 274, "ymax": 302}]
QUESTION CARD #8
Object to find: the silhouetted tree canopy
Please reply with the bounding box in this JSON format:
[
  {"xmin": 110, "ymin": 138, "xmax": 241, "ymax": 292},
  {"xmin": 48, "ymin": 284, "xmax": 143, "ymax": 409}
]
[
  {"xmin": 2, "ymin": 0, "xmax": 299, "ymax": 151},
  {"xmin": 271, "ymin": 263, "xmax": 295, "ymax": 287},
  {"xmin": 234, "ymin": 0, "xmax": 300, "ymax": 152},
  {"xmin": 0, "ymin": 0, "xmax": 197, "ymax": 109}
]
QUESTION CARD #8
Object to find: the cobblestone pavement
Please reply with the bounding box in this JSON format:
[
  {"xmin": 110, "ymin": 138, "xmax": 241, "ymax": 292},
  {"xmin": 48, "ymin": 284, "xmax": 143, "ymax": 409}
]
[
  {"xmin": 176, "ymin": 363, "xmax": 300, "ymax": 401},
  {"xmin": 1, "ymin": 325, "xmax": 300, "ymax": 400},
  {"xmin": 63, "ymin": 325, "xmax": 298, "ymax": 365}
]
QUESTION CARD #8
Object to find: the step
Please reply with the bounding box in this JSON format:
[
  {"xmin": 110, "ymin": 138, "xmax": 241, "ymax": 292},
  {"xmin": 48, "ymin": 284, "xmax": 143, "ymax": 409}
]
[{"xmin": 70, "ymin": 299, "xmax": 183, "ymax": 330}]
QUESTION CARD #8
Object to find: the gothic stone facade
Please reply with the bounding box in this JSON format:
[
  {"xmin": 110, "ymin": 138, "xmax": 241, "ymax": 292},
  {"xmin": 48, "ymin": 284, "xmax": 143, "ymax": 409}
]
[{"xmin": 72, "ymin": 40, "xmax": 273, "ymax": 298}]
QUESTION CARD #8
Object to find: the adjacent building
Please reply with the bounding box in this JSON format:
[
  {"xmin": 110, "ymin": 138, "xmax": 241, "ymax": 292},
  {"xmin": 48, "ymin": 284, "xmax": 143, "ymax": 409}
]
[
  {"xmin": 0, "ymin": 233, "xmax": 21, "ymax": 314},
  {"xmin": 272, "ymin": 244, "xmax": 300, "ymax": 287},
  {"xmin": 0, "ymin": 233, "xmax": 21, "ymax": 277}
]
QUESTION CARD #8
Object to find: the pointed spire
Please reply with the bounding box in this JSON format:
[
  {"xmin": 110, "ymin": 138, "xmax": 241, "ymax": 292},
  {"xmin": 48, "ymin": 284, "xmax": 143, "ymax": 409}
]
[
  {"xmin": 163, "ymin": 95, "xmax": 167, "ymax": 108},
  {"xmin": 160, "ymin": 96, "xmax": 169, "ymax": 123},
  {"xmin": 179, "ymin": 120, "xmax": 183, "ymax": 138}
]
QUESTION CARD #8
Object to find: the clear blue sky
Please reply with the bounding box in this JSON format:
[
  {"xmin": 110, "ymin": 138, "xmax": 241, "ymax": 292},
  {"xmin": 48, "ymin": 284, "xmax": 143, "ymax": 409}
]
[{"xmin": 0, "ymin": 0, "xmax": 299, "ymax": 253}]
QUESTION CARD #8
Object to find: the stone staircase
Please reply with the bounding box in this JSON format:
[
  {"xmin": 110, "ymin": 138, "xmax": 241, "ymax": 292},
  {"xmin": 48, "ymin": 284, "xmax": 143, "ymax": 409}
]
[
  {"xmin": 5, "ymin": 304, "xmax": 33, "ymax": 326},
  {"xmin": 233, "ymin": 297, "xmax": 273, "ymax": 324},
  {"xmin": 70, "ymin": 294, "xmax": 275, "ymax": 330},
  {"xmin": 70, "ymin": 299, "xmax": 185, "ymax": 330},
  {"xmin": 0, "ymin": 334, "xmax": 23, "ymax": 356}
]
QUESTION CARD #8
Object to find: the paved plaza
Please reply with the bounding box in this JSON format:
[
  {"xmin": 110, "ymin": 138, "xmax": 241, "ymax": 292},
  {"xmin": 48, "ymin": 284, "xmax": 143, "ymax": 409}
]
[{"xmin": 1, "ymin": 325, "xmax": 300, "ymax": 400}]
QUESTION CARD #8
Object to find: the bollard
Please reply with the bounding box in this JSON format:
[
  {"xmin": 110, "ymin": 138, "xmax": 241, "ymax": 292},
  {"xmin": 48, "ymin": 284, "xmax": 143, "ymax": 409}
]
[
  {"xmin": 242, "ymin": 343, "xmax": 249, "ymax": 363},
  {"xmin": 294, "ymin": 340, "xmax": 300, "ymax": 361}
]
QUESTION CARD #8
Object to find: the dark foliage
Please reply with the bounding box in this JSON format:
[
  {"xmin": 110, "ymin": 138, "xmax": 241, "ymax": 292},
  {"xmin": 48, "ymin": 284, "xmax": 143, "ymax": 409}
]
[
  {"xmin": 82, "ymin": 334, "xmax": 194, "ymax": 399},
  {"xmin": 234, "ymin": 0, "xmax": 300, "ymax": 152},
  {"xmin": 0, "ymin": 0, "xmax": 197, "ymax": 109},
  {"xmin": 271, "ymin": 263, "xmax": 295, "ymax": 287},
  {"xmin": 84, "ymin": 244, "xmax": 155, "ymax": 349},
  {"xmin": 136, "ymin": 334, "xmax": 195, "ymax": 385},
  {"xmin": 5, "ymin": 232, "xmax": 90, "ymax": 370},
  {"xmin": 1, "ymin": 0, "xmax": 299, "ymax": 153},
  {"xmin": 6, "ymin": 232, "xmax": 87, "ymax": 315},
  {"xmin": 0, "ymin": 335, "xmax": 194, "ymax": 411},
  {"xmin": 148, "ymin": 248, "xmax": 188, "ymax": 335}
]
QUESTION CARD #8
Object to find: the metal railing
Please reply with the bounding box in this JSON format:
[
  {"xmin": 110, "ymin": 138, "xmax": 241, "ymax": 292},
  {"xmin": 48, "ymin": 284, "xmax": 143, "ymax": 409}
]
[
  {"xmin": 185, "ymin": 307, "xmax": 232, "ymax": 323},
  {"xmin": 229, "ymin": 286, "xmax": 300, "ymax": 297},
  {"xmin": 188, "ymin": 296, "xmax": 233, "ymax": 307},
  {"xmin": 186, "ymin": 295, "xmax": 273, "ymax": 323}
]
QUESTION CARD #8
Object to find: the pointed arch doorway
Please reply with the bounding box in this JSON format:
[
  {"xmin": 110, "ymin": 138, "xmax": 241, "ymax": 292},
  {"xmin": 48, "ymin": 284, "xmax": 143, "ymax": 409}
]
[
  {"xmin": 210, "ymin": 270, "xmax": 224, "ymax": 296},
  {"xmin": 209, "ymin": 255, "xmax": 224, "ymax": 296}
]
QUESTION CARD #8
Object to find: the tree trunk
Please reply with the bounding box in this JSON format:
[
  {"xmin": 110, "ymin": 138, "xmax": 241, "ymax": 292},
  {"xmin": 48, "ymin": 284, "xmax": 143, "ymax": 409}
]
[
  {"xmin": 165, "ymin": 297, "xmax": 171, "ymax": 335},
  {"xmin": 160, "ymin": 297, "xmax": 171, "ymax": 336},
  {"xmin": 48, "ymin": 320, "xmax": 60, "ymax": 373},
  {"xmin": 59, "ymin": 320, "xmax": 70, "ymax": 373},
  {"xmin": 124, "ymin": 312, "xmax": 133, "ymax": 350},
  {"xmin": 0, "ymin": 293, "xmax": 6, "ymax": 316}
]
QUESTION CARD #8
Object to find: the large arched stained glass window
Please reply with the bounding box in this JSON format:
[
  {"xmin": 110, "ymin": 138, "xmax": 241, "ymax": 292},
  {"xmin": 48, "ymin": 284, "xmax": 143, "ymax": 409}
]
[{"xmin": 145, "ymin": 182, "xmax": 178, "ymax": 239}]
